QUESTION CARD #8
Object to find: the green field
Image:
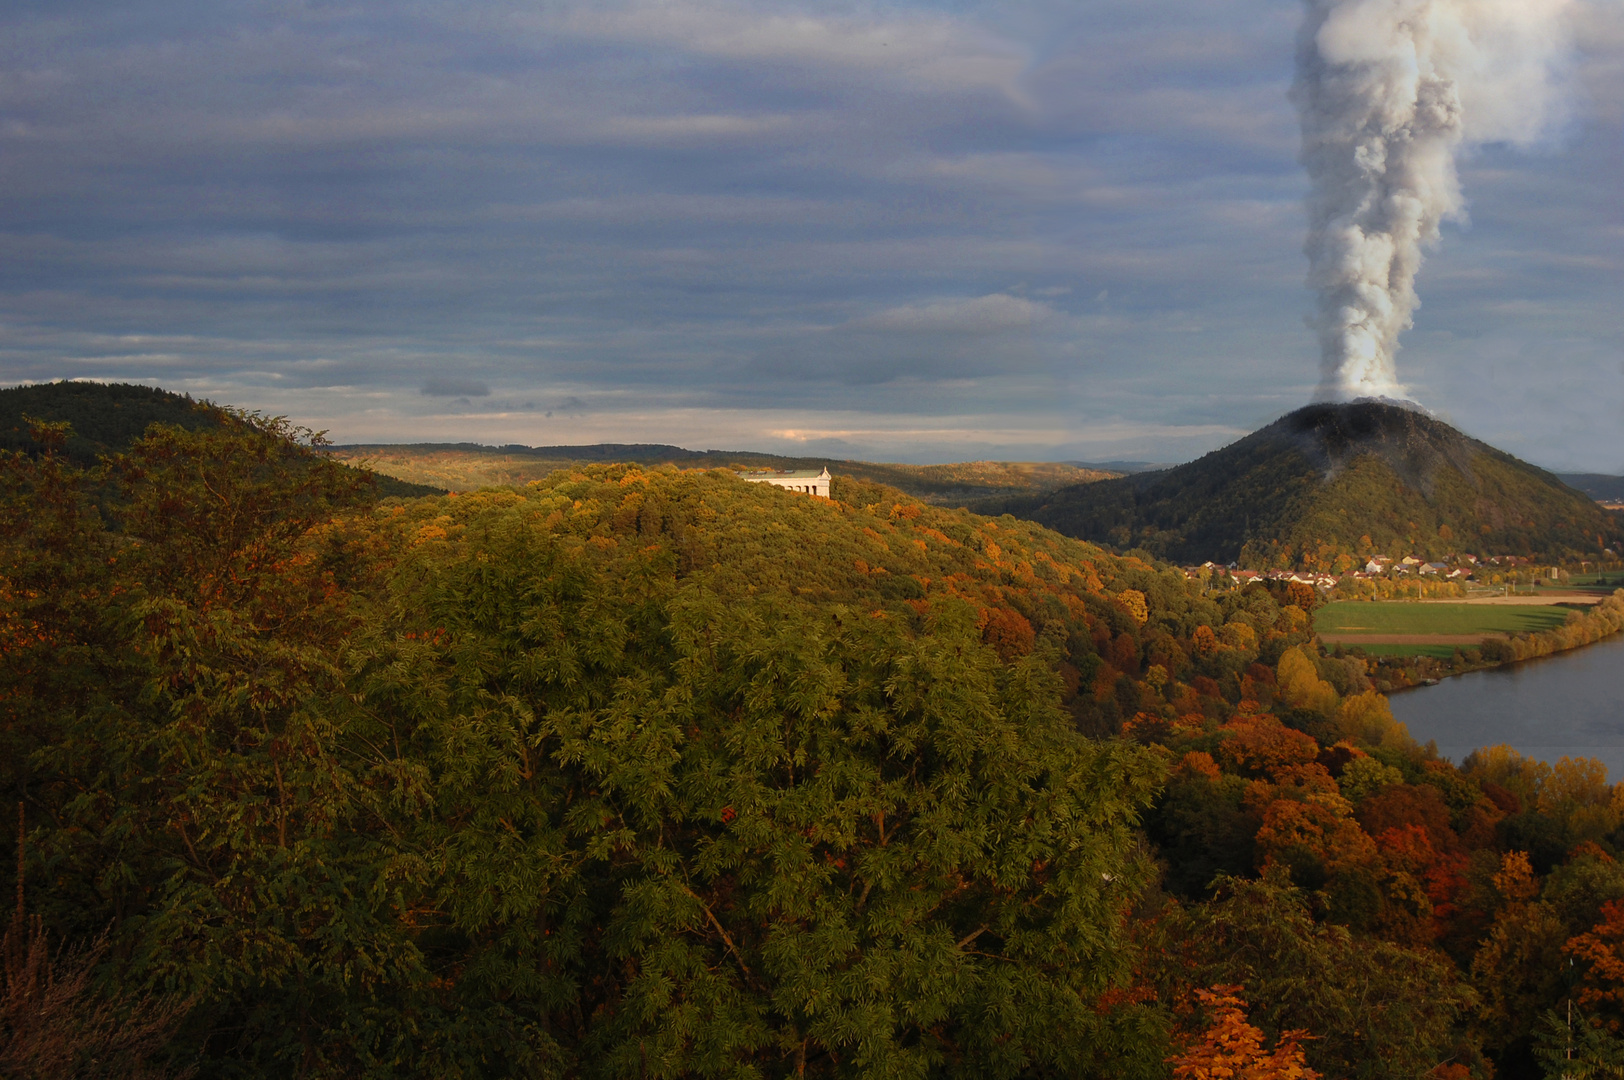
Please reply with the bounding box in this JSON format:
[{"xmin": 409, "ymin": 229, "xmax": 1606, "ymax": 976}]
[
  {"xmin": 1314, "ymin": 601, "xmax": 1575, "ymax": 637},
  {"xmin": 1343, "ymin": 643, "xmax": 1462, "ymax": 659},
  {"xmin": 1569, "ymin": 573, "xmax": 1624, "ymax": 589}
]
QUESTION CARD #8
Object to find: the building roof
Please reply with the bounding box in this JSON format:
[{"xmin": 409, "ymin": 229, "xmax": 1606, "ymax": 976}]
[{"xmin": 738, "ymin": 467, "xmax": 830, "ymax": 480}]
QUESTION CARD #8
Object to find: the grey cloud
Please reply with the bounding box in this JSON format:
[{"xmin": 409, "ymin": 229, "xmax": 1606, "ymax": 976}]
[{"xmin": 421, "ymin": 378, "xmax": 491, "ymax": 398}]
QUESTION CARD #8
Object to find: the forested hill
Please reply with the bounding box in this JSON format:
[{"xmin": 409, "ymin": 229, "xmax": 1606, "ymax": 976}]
[
  {"xmin": 0, "ymin": 380, "xmax": 443, "ymax": 497},
  {"xmin": 332, "ymin": 441, "xmax": 1116, "ymax": 502},
  {"xmin": 11, "ymin": 411, "xmax": 1624, "ymax": 1077},
  {"xmin": 979, "ymin": 401, "xmax": 1621, "ymax": 569}
]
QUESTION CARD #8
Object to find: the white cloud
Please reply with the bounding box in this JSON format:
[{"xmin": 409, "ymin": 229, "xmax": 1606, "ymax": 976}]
[
  {"xmin": 853, "ymin": 293, "xmax": 1054, "ymax": 335},
  {"xmin": 553, "ymin": 1, "xmax": 1029, "ymax": 98}
]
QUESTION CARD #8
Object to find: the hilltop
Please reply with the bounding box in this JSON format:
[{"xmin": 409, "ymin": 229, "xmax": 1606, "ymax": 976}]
[
  {"xmin": 331, "ymin": 440, "xmax": 1116, "ymax": 503},
  {"xmin": 0, "ymin": 381, "xmax": 443, "ymax": 497},
  {"xmin": 980, "ymin": 400, "xmax": 1621, "ymax": 569}
]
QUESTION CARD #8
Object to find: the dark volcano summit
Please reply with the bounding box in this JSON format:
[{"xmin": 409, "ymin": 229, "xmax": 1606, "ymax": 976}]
[{"xmin": 986, "ymin": 401, "xmax": 1620, "ymax": 569}]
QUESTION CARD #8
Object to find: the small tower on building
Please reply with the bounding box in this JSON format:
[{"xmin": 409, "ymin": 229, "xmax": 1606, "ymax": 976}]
[{"xmin": 737, "ymin": 466, "xmax": 831, "ymax": 498}]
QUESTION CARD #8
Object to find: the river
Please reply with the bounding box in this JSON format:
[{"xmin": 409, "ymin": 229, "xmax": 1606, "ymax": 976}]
[{"xmin": 1386, "ymin": 631, "xmax": 1624, "ymax": 779}]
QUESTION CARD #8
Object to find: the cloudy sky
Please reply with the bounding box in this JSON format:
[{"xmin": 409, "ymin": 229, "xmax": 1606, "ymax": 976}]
[{"xmin": 2, "ymin": 0, "xmax": 1621, "ymax": 468}]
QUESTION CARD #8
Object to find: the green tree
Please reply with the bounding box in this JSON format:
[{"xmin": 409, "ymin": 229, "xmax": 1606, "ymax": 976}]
[
  {"xmin": 369, "ymin": 496, "xmax": 1175, "ymax": 1077},
  {"xmin": 4, "ymin": 415, "xmax": 431, "ymax": 1075},
  {"xmin": 1533, "ymin": 1009, "xmax": 1624, "ymax": 1079},
  {"xmin": 1158, "ymin": 873, "xmax": 1478, "ymax": 1079}
]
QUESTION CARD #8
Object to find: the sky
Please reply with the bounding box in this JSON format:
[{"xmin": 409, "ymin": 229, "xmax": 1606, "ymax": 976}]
[{"xmin": 2, "ymin": 0, "xmax": 1621, "ymax": 469}]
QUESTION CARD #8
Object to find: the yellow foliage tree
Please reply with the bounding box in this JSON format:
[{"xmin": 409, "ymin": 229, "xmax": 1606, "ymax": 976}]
[
  {"xmin": 1277, "ymin": 648, "xmax": 1337, "ymax": 715},
  {"xmin": 1331, "ymin": 691, "xmax": 1410, "ymax": 748},
  {"xmin": 1545, "ymin": 756, "xmax": 1612, "ymax": 813},
  {"xmin": 1462, "ymin": 745, "xmax": 1552, "ymax": 809},
  {"xmin": 1222, "ymin": 620, "xmax": 1259, "ymax": 652},
  {"xmin": 1276, "ymin": 605, "xmax": 1311, "ymax": 635},
  {"xmin": 1117, "ymin": 588, "xmax": 1149, "ymax": 625}
]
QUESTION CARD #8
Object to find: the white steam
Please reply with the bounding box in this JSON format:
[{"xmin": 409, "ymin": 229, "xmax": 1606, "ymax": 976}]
[{"xmin": 1293, "ymin": 0, "xmax": 1575, "ymax": 401}]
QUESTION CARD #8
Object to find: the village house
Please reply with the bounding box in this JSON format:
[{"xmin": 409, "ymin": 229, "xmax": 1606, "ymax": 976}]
[{"xmin": 738, "ymin": 466, "xmax": 832, "ymax": 498}]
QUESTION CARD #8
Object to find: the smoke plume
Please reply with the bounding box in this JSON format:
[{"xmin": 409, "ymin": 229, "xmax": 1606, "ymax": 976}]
[{"xmin": 1293, "ymin": 0, "xmax": 1575, "ymax": 401}]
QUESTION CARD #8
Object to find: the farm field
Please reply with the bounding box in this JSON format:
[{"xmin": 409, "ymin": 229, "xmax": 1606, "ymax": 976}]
[
  {"xmin": 1314, "ymin": 600, "xmax": 1576, "ymax": 657},
  {"xmin": 1346, "ymin": 643, "xmax": 1463, "ymax": 659},
  {"xmin": 1569, "ymin": 572, "xmax": 1624, "ymax": 589}
]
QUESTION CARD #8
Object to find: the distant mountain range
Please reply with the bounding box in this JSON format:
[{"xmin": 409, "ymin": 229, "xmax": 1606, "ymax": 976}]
[
  {"xmin": 973, "ymin": 401, "xmax": 1622, "ymax": 569},
  {"xmin": 1557, "ymin": 473, "xmax": 1624, "ymax": 502},
  {"xmin": 1062, "ymin": 459, "xmax": 1178, "ymax": 474}
]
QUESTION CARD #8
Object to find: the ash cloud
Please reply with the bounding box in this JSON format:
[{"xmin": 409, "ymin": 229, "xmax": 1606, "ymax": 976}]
[{"xmin": 1294, "ymin": 0, "xmax": 1576, "ymax": 402}]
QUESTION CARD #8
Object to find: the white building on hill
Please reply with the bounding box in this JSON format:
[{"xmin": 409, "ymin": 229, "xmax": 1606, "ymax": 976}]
[{"xmin": 739, "ymin": 466, "xmax": 831, "ymax": 498}]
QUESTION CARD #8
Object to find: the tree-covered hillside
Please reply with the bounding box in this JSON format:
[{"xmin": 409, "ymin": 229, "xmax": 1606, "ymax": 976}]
[
  {"xmin": 982, "ymin": 402, "xmax": 1621, "ymax": 569},
  {"xmin": 6, "ymin": 412, "xmax": 1624, "ymax": 1078},
  {"xmin": 0, "ymin": 381, "xmax": 222, "ymax": 461},
  {"xmin": 0, "ymin": 380, "xmax": 444, "ymax": 497}
]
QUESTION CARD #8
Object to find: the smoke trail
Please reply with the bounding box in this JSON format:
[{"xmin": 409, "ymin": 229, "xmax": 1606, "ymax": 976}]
[{"xmin": 1293, "ymin": 0, "xmax": 1575, "ymax": 401}]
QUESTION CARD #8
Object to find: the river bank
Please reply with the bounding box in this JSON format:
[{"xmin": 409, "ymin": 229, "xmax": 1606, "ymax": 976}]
[
  {"xmin": 1322, "ymin": 589, "xmax": 1624, "ymax": 691},
  {"xmin": 1387, "ymin": 630, "xmax": 1624, "ymax": 780}
]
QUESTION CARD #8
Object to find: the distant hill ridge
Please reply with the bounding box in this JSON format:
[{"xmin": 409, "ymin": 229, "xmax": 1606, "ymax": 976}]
[
  {"xmin": 979, "ymin": 401, "xmax": 1622, "ymax": 569},
  {"xmin": 332, "ymin": 442, "xmax": 1117, "ymax": 504},
  {"xmin": 1559, "ymin": 473, "xmax": 1624, "ymax": 502},
  {"xmin": 0, "ymin": 382, "xmax": 1113, "ymax": 505},
  {"xmin": 0, "ymin": 381, "xmax": 444, "ymax": 498}
]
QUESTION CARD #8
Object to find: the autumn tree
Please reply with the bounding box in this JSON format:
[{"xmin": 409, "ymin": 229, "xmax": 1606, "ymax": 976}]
[
  {"xmin": 1170, "ymin": 986, "xmax": 1320, "ymax": 1080},
  {"xmin": 1159, "ymin": 873, "xmax": 1478, "ymax": 1079},
  {"xmin": 1567, "ymin": 900, "xmax": 1624, "ymax": 1033}
]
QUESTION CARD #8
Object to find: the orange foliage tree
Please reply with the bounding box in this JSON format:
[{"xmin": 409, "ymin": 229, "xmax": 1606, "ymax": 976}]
[
  {"xmin": 1253, "ymin": 797, "xmax": 1376, "ymax": 878},
  {"xmin": 1170, "ymin": 986, "xmax": 1320, "ymax": 1080},
  {"xmin": 1218, "ymin": 713, "xmax": 1320, "ymax": 777},
  {"xmin": 1568, "ymin": 899, "xmax": 1624, "ymax": 1031}
]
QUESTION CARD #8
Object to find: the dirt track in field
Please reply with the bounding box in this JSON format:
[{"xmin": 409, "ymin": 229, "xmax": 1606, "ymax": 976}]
[
  {"xmin": 1317, "ymin": 633, "xmax": 1508, "ymax": 645},
  {"xmin": 1417, "ymin": 594, "xmax": 1602, "ymax": 605}
]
